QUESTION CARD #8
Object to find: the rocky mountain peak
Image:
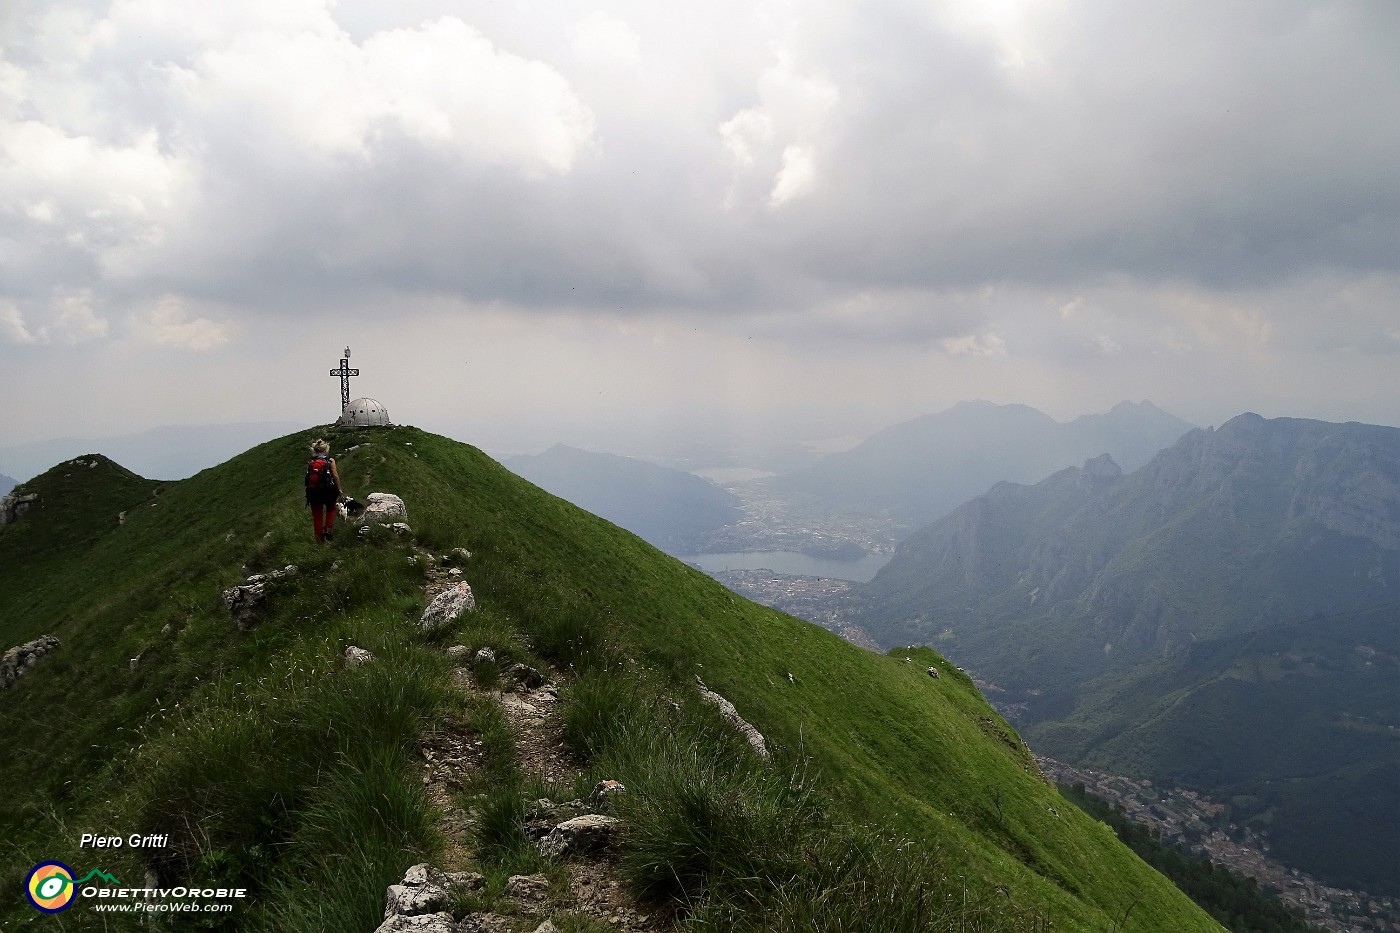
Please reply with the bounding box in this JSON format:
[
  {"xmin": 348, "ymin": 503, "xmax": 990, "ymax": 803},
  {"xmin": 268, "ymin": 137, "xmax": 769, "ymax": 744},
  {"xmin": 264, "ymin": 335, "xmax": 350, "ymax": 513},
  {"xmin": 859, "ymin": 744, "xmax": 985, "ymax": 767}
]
[{"xmin": 1076, "ymin": 453, "xmax": 1123, "ymax": 490}]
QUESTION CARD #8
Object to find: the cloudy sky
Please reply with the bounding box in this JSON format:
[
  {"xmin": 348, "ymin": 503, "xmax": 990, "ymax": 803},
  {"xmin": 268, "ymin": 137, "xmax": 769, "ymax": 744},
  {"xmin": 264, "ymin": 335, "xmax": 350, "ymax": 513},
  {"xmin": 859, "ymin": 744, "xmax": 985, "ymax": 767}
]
[{"xmin": 3, "ymin": 0, "xmax": 1398, "ymax": 455}]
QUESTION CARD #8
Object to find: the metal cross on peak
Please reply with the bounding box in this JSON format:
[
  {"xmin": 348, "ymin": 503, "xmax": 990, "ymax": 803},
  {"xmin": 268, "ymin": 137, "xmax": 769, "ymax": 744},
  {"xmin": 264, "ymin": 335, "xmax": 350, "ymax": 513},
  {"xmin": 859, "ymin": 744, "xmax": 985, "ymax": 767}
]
[{"xmin": 329, "ymin": 346, "xmax": 359, "ymax": 413}]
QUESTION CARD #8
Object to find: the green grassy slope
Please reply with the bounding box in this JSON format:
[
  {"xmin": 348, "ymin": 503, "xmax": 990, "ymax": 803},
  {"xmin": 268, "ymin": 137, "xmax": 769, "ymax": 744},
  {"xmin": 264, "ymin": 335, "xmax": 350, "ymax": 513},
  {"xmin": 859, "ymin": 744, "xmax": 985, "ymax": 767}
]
[{"xmin": 1, "ymin": 427, "xmax": 1222, "ymax": 931}]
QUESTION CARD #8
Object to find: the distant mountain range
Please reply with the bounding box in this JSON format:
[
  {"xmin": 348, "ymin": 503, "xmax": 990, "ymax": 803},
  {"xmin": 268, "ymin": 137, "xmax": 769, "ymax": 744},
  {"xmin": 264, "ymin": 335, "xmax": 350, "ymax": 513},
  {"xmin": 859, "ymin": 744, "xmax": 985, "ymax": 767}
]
[
  {"xmin": 772, "ymin": 400, "xmax": 1196, "ymax": 529},
  {"xmin": 0, "ymin": 473, "xmax": 15, "ymax": 497},
  {"xmin": 854, "ymin": 412, "xmax": 1400, "ymax": 894},
  {"xmin": 503, "ymin": 444, "xmax": 742, "ymax": 553},
  {"xmin": 0, "ymin": 422, "xmax": 306, "ymax": 482}
]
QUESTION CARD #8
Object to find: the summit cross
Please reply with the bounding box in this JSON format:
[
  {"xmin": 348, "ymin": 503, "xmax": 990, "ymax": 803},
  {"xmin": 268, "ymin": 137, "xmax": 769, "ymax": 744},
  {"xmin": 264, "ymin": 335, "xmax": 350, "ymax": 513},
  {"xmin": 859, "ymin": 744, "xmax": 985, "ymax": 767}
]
[{"xmin": 330, "ymin": 347, "xmax": 359, "ymax": 413}]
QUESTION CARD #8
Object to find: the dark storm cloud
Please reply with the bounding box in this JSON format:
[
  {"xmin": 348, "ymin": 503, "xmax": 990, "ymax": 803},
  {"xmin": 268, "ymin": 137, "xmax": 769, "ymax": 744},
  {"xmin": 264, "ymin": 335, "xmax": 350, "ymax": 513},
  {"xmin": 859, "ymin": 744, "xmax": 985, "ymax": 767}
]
[{"xmin": 6, "ymin": 0, "xmax": 1398, "ymax": 325}]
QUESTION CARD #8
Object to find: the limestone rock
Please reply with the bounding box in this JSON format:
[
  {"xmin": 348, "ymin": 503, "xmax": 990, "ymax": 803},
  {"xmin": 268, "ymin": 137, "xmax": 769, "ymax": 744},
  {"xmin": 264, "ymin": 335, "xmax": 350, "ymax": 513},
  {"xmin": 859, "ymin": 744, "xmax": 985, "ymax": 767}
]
[
  {"xmin": 345, "ymin": 646, "xmax": 374, "ymax": 666},
  {"xmin": 532, "ymin": 922, "xmax": 560, "ymax": 933},
  {"xmin": 359, "ymin": 492, "xmax": 407, "ymax": 525},
  {"xmin": 457, "ymin": 914, "xmax": 513, "ymax": 933},
  {"xmin": 372, "ymin": 912, "xmax": 457, "ymax": 933},
  {"xmin": 222, "ymin": 566, "xmax": 297, "ymax": 631},
  {"xmin": 383, "ymin": 883, "xmax": 449, "ymax": 919},
  {"xmin": 524, "ymin": 799, "xmax": 588, "ymax": 839},
  {"xmin": 245, "ymin": 565, "xmax": 297, "ymax": 585},
  {"xmin": 505, "ymin": 662, "xmax": 544, "ymax": 688},
  {"xmin": 398, "ymin": 863, "xmax": 483, "ymax": 892},
  {"xmin": 473, "ymin": 647, "xmax": 496, "ymax": 665},
  {"xmin": 538, "ymin": 814, "xmax": 620, "ymax": 859},
  {"xmin": 0, "ymin": 490, "xmax": 39, "ymax": 527},
  {"xmin": 442, "ymin": 548, "xmax": 472, "ymax": 566},
  {"xmin": 389, "ymin": 522, "xmax": 413, "ymax": 536},
  {"xmin": 696, "ymin": 677, "xmax": 769, "ymax": 759},
  {"xmin": 401, "ymin": 864, "xmax": 445, "ymax": 888},
  {"xmin": 222, "ymin": 581, "xmax": 266, "ymax": 630},
  {"xmin": 442, "ymin": 870, "xmax": 485, "ymax": 892},
  {"xmin": 927, "ymin": 667, "xmax": 940, "ymax": 680},
  {"xmin": 1, "ymin": 635, "xmax": 60, "ymax": 690},
  {"xmin": 445, "ymin": 645, "xmax": 471, "ymax": 664},
  {"xmin": 382, "ymin": 863, "xmax": 484, "ymax": 922},
  {"xmin": 504, "ymin": 873, "xmax": 550, "ymax": 905},
  {"xmin": 418, "ymin": 582, "xmax": 476, "ymax": 633}
]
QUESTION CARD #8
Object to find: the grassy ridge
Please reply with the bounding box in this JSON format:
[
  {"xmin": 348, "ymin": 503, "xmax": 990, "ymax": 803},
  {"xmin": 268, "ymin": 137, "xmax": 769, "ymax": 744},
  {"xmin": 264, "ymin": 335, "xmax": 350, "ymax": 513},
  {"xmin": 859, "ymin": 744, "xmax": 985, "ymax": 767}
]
[{"xmin": 1, "ymin": 427, "xmax": 1222, "ymax": 931}]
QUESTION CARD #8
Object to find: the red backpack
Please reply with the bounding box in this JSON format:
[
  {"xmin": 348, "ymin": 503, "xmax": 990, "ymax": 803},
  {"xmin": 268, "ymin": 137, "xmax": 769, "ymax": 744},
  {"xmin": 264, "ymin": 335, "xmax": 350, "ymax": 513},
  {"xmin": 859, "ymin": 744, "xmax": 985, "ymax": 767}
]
[{"xmin": 305, "ymin": 457, "xmax": 337, "ymax": 496}]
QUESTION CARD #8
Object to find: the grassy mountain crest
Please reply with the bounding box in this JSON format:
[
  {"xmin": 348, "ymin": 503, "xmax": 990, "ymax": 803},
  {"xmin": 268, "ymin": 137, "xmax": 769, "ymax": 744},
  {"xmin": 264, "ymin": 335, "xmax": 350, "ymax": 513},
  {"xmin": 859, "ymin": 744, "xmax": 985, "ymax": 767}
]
[{"xmin": 1, "ymin": 426, "xmax": 1222, "ymax": 931}]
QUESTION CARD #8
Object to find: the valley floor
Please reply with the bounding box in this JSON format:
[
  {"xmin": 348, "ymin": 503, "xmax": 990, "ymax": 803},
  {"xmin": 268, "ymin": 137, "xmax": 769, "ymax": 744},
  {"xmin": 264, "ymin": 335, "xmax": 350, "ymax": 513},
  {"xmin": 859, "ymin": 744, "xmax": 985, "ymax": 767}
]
[{"xmin": 1036, "ymin": 759, "xmax": 1400, "ymax": 933}]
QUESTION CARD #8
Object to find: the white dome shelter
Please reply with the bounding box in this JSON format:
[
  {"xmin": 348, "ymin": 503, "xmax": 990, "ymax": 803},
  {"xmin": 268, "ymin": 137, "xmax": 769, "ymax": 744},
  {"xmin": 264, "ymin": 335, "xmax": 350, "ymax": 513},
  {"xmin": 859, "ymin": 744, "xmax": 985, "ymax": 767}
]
[{"xmin": 337, "ymin": 398, "xmax": 392, "ymax": 428}]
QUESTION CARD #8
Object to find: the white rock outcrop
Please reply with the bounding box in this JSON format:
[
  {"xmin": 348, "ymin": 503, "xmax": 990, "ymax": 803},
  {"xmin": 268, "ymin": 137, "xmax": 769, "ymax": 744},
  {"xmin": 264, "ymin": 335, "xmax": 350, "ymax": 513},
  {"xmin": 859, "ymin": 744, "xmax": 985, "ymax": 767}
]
[
  {"xmin": 358, "ymin": 492, "xmax": 407, "ymax": 525},
  {"xmin": 377, "ymin": 863, "xmax": 484, "ymax": 931},
  {"xmin": 0, "ymin": 490, "xmax": 38, "ymax": 527},
  {"xmin": 1, "ymin": 635, "xmax": 60, "ymax": 689},
  {"xmin": 373, "ymin": 913, "xmax": 457, "ymax": 933},
  {"xmin": 221, "ymin": 566, "xmax": 297, "ymax": 631},
  {"xmin": 537, "ymin": 814, "xmax": 620, "ymax": 859},
  {"xmin": 696, "ymin": 677, "xmax": 770, "ymax": 759},
  {"xmin": 419, "ymin": 582, "xmax": 476, "ymax": 633}
]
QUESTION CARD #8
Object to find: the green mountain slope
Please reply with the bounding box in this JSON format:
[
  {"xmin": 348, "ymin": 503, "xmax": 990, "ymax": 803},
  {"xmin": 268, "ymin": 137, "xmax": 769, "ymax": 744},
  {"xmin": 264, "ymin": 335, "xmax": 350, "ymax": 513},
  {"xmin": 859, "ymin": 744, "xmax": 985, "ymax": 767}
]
[
  {"xmin": 854, "ymin": 413, "xmax": 1400, "ymax": 894},
  {"xmin": 0, "ymin": 427, "xmax": 1222, "ymax": 931}
]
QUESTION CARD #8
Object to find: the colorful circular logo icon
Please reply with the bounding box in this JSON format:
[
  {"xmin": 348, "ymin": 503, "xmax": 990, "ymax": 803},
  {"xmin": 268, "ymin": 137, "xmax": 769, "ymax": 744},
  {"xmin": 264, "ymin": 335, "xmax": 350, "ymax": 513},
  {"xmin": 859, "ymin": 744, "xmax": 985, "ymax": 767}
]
[{"xmin": 26, "ymin": 862, "xmax": 77, "ymax": 913}]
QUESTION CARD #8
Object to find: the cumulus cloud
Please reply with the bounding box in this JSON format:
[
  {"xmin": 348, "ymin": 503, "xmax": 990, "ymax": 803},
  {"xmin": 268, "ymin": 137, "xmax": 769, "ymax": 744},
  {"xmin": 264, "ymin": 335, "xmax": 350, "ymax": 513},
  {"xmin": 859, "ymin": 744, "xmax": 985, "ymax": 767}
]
[
  {"xmin": 0, "ymin": 303, "xmax": 35, "ymax": 344},
  {"xmin": 131, "ymin": 295, "xmax": 230, "ymax": 351},
  {"xmin": 769, "ymin": 145, "xmax": 817, "ymax": 207},
  {"xmin": 2, "ymin": 0, "xmax": 1398, "ymax": 443},
  {"xmin": 941, "ymin": 332, "xmax": 1007, "ymax": 358},
  {"xmin": 54, "ymin": 292, "xmax": 109, "ymax": 342},
  {"xmin": 166, "ymin": 16, "xmax": 595, "ymax": 172}
]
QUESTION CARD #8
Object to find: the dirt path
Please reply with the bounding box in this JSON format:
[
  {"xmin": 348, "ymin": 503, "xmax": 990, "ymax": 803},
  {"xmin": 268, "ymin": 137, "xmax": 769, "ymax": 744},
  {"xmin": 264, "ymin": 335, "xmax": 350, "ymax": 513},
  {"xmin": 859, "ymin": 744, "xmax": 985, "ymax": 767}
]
[{"xmin": 401, "ymin": 549, "xmax": 667, "ymax": 933}]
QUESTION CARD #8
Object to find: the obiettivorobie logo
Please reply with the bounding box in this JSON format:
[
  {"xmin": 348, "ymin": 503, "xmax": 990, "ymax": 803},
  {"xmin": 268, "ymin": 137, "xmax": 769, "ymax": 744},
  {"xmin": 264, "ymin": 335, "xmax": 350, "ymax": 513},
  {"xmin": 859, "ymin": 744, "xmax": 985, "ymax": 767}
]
[
  {"xmin": 24, "ymin": 859, "xmax": 247, "ymax": 916},
  {"xmin": 25, "ymin": 863, "xmax": 121, "ymax": 914}
]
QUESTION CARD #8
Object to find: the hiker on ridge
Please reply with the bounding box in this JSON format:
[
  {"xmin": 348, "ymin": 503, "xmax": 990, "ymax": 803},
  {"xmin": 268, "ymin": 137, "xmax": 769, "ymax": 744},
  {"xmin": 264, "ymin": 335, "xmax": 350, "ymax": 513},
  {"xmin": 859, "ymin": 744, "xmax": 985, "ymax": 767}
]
[{"xmin": 305, "ymin": 439, "xmax": 346, "ymax": 543}]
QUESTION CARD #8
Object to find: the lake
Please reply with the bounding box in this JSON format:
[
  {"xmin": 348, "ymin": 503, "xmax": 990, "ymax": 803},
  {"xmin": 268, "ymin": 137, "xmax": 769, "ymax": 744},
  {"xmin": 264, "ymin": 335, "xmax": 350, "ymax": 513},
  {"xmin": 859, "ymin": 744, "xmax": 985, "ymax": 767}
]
[
  {"xmin": 681, "ymin": 550, "xmax": 892, "ymax": 582},
  {"xmin": 690, "ymin": 467, "xmax": 778, "ymax": 483}
]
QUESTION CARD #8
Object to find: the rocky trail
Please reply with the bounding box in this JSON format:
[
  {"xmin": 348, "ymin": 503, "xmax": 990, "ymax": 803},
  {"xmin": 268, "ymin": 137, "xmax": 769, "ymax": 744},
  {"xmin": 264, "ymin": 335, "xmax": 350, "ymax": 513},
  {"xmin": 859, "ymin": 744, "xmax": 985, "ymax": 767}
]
[{"xmin": 369, "ymin": 531, "xmax": 667, "ymax": 933}]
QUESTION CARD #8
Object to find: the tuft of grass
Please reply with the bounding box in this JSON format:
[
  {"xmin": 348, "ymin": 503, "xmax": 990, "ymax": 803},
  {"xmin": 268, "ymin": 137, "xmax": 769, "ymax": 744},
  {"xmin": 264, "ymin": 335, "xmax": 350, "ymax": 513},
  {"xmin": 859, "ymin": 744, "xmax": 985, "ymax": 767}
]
[
  {"xmin": 473, "ymin": 782, "xmax": 546, "ymax": 875},
  {"xmin": 131, "ymin": 633, "xmax": 448, "ymax": 929},
  {"xmin": 457, "ymin": 692, "xmax": 517, "ymax": 781},
  {"xmin": 559, "ymin": 665, "xmax": 659, "ymax": 762},
  {"xmin": 246, "ymin": 747, "xmax": 437, "ymax": 933}
]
